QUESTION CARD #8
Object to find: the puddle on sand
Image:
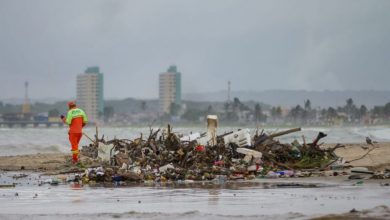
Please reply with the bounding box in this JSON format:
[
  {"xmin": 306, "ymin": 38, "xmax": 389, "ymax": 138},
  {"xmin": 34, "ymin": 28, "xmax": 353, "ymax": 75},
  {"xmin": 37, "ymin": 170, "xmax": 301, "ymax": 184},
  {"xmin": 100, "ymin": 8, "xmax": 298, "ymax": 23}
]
[{"xmin": 0, "ymin": 172, "xmax": 389, "ymax": 219}]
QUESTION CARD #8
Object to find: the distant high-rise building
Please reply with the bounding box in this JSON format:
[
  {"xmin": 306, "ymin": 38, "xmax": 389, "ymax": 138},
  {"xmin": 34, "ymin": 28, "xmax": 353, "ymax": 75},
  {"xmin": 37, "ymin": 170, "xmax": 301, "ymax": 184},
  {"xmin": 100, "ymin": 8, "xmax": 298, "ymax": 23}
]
[
  {"xmin": 76, "ymin": 66, "xmax": 104, "ymax": 122},
  {"xmin": 159, "ymin": 65, "xmax": 181, "ymax": 114}
]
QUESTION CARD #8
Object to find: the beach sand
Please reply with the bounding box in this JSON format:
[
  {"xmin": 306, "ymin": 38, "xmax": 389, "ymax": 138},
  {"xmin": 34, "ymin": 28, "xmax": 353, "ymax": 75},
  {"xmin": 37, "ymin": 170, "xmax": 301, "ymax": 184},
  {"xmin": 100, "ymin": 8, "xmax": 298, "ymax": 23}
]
[
  {"xmin": 333, "ymin": 142, "xmax": 390, "ymax": 170},
  {"xmin": 0, "ymin": 142, "xmax": 389, "ymax": 172},
  {"xmin": 0, "ymin": 153, "xmax": 69, "ymax": 171}
]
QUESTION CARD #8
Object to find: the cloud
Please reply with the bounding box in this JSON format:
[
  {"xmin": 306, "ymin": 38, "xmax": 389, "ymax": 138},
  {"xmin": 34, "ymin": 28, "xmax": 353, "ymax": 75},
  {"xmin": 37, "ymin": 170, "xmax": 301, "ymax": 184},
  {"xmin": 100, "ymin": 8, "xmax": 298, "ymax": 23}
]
[{"xmin": 0, "ymin": 0, "xmax": 389, "ymax": 100}]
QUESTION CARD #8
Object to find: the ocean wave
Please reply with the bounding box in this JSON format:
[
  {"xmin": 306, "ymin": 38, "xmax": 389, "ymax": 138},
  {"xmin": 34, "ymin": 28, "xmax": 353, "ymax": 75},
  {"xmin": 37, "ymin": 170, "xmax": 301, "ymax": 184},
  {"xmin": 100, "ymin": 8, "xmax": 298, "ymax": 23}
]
[{"xmin": 1, "ymin": 126, "xmax": 390, "ymax": 156}]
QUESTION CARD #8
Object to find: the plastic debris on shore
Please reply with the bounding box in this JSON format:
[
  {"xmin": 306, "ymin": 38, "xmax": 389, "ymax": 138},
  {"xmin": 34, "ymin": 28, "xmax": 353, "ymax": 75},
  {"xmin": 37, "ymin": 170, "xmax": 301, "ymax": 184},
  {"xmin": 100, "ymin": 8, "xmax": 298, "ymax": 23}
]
[{"xmin": 76, "ymin": 115, "xmax": 356, "ymax": 185}]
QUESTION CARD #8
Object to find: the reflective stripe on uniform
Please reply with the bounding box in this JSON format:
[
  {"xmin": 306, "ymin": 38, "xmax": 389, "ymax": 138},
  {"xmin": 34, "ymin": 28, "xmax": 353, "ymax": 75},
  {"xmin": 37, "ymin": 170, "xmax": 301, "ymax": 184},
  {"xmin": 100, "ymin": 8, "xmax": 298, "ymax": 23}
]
[{"xmin": 65, "ymin": 108, "xmax": 88, "ymax": 125}]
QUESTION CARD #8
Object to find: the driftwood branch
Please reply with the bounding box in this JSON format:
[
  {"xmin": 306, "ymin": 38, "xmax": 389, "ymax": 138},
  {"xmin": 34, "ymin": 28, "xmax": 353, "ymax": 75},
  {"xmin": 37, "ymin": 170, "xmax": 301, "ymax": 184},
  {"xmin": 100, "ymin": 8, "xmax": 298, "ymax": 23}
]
[
  {"xmin": 346, "ymin": 146, "xmax": 379, "ymax": 163},
  {"xmin": 83, "ymin": 132, "xmax": 94, "ymax": 143}
]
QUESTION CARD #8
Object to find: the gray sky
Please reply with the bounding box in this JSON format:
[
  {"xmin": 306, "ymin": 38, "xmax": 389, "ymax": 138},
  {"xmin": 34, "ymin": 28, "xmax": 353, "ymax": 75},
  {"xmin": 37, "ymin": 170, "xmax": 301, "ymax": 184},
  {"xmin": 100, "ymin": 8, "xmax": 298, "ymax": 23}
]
[{"xmin": 0, "ymin": 0, "xmax": 389, "ymax": 100}]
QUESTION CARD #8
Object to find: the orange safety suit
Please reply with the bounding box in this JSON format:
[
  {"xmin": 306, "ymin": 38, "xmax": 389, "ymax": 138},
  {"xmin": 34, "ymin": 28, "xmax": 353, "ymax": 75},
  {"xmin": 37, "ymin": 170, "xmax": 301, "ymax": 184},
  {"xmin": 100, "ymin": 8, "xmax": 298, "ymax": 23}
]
[{"xmin": 63, "ymin": 107, "xmax": 88, "ymax": 163}]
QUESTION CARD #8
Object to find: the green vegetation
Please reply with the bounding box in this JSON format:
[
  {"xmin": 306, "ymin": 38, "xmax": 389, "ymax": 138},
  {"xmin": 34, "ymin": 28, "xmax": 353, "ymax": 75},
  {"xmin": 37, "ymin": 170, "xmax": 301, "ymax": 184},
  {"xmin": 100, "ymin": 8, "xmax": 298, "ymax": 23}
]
[
  {"xmin": 2, "ymin": 97, "xmax": 390, "ymax": 126},
  {"xmin": 294, "ymin": 153, "xmax": 331, "ymax": 169},
  {"xmin": 0, "ymin": 101, "xmax": 67, "ymax": 115}
]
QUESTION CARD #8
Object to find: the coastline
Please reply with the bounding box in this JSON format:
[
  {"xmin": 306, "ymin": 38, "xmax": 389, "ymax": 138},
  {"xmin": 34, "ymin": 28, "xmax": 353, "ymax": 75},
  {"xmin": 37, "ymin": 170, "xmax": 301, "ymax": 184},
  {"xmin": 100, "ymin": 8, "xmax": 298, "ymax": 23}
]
[{"xmin": 0, "ymin": 142, "xmax": 389, "ymax": 173}]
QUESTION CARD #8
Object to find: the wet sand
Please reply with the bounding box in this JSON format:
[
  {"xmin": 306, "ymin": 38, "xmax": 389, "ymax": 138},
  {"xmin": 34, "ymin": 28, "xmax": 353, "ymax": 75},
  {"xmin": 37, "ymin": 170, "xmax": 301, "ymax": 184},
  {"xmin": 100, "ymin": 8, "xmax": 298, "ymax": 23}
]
[
  {"xmin": 0, "ymin": 142, "xmax": 389, "ymax": 172},
  {"xmin": 0, "ymin": 142, "xmax": 389, "ymax": 220},
  {"xmin": 0, "ymin": 172, "xmax": 389, "ymax": 220}
]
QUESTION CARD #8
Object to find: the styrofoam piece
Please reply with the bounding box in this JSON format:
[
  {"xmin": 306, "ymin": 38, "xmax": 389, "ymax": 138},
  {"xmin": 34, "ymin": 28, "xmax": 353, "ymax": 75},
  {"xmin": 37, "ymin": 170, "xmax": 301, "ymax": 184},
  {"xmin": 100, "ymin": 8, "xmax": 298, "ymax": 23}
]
[
  {"xmin": 236, "ymin": 147, "xmax": 262, "ymax": 158},
  {"xmin": 98, "ymin": 144, "xmax": 112, "ymax": 162},
  {"xmin": 223, "ymin": 129, "xmax": 252, "ymax": 147},
  {"xmin": 159, "ymin": 163, "xmax": 174, "ymax": 172}
]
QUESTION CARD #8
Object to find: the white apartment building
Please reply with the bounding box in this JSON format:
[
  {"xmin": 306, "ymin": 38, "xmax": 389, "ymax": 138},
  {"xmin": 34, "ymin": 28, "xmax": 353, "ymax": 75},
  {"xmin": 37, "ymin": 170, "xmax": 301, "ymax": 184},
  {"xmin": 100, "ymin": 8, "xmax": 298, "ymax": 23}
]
[
  {"xmin": 159, "ymin": 65, "xmax": 181, "ymax": 114},
  {"xmin": 77, "ymin": 67, "xmax": 104, "ymax": 123}
]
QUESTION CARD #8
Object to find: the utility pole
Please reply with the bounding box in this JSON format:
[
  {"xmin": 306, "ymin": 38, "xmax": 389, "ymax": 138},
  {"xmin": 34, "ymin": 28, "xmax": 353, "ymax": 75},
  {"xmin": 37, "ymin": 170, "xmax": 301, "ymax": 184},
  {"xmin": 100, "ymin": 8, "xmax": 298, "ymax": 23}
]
[
  {"xmin": 227, "ymin": 80, "xmax": 231, "ymax": 103},
  {"xmin": 22, "ymin": 81, "xmax": 31, "ymax": 114}
]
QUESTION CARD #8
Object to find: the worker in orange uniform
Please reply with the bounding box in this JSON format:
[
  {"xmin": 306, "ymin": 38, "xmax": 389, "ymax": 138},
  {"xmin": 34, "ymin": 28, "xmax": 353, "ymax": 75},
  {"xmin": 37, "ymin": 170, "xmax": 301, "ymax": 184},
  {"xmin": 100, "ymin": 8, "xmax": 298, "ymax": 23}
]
[{"xmin": 61, "ymin": 101, "xmax": 88, "ymax": 164}]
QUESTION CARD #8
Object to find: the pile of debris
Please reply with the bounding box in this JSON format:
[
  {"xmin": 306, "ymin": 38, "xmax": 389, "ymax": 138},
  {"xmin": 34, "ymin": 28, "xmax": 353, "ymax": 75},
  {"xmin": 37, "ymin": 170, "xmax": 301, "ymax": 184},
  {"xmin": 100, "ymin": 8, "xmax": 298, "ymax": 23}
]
[{"xmin": 79, "ymin": 116, "xmax": 346, "ymax": 184}]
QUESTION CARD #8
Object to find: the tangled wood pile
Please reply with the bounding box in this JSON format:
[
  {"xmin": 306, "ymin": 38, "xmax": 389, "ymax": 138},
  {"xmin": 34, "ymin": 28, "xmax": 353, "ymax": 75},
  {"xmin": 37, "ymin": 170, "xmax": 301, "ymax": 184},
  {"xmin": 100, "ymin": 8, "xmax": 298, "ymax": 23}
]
[{"xmin": 80, "ymin": 125, "xmax": 344, "ymax": 183}]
